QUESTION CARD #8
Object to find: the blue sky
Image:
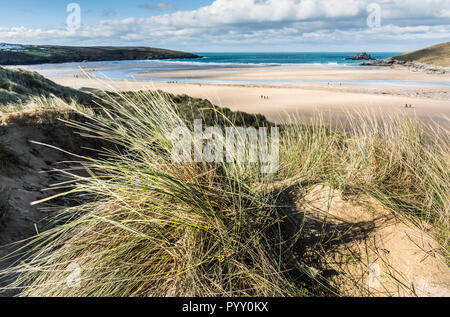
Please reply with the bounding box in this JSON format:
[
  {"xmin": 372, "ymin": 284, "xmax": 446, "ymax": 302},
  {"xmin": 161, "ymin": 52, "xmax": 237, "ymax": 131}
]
[
  {"xmin": 0, "ymin": 0, "xmax": 210, "ymax": 28},
  {"xmin": 0, "ymin": 0, "xmax": 449, "ymax": 52}
]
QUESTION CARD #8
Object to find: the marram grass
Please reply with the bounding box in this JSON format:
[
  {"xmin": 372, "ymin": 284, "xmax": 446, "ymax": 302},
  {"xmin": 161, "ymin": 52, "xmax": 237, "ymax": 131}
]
[
  {"xmin": 0, "ymin": 90, "xmax": 448, "ymax": 297},
  {"xmin": 0, "ymin": 91, "xmax": 308, "ymax": 297}
]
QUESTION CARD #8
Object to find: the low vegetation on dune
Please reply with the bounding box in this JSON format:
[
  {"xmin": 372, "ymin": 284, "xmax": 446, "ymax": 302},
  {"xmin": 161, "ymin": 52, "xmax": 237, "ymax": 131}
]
[
  {"xmin": 0, "ymin": 66, "xmax": 93, "ymax": 105},
  {"xmin": 0, "ymin": 66, "xmax": 268, "ymax": 129},
  {"xmin": 392, "ymin": 42, "xmax": 450, "ymax": 67},
  {"xmin": 0, "ymin": 88, "xmax": 448, "ymax": 297},
  {"xmin": 93, "ymin": 90, "xmax": 271, "ymax": 128}
]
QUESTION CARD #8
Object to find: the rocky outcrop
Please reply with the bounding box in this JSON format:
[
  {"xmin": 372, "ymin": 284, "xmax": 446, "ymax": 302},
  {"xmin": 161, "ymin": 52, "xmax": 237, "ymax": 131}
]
[
  {"xmin": 346, "ymin": 52, "xmax": 376, "ymax": 60},
  {"xmin": 362, "ymin": 58, "xmax": 449, "ymax": 74}
]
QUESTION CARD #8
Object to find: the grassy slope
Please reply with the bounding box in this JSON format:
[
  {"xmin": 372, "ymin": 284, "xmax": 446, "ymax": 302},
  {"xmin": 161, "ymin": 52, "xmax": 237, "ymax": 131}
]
[
  {"xmin": 0, "ymin": 67, "xmax": 269, "ymax": 129},
  {"xmin": 0, "ymin": 45, "xmax": 199, "ymax": 66},
  {"xmin": 0, "ymin": 66, "xmax": 93, "ymax": 105},
  {"xmin": 93, "ymin": 90, "xmax": 271, "ymax": 128},
  {"xmin": 392, "ymin": 42, "xmax": 450, "ymax": 67}
]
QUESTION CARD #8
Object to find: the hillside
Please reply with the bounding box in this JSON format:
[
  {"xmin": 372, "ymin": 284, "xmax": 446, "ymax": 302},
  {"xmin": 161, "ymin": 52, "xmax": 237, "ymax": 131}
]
[
  {"xmin": 0, "ymin": 66, "xmax": 93, "ymax": 105},
  {"xmin": 392, "ymin": 42, "xmax": 450, "ymax": 67},
  {"xmin": 0, "ymin": 66, "xmax": 269, "ymax": 127},
  {"xmin": 0, "ymin": 44, "xmax": 200, "ymax": 66}
]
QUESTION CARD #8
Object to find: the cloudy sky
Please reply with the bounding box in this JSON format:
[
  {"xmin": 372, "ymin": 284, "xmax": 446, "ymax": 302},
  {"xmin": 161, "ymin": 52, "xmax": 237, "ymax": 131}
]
[{"xmin": 0, "ymin": 0, "xmax": 449, "ymax": 52}]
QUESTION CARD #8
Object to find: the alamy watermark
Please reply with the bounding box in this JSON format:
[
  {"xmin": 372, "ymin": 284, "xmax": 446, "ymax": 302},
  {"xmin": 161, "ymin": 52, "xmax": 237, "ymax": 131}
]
[
  {"xmin": 367, "ymin": 263, "xmax": 381, "ymax": 288},
  {"xmin": 367, "ymin": 3, "xmax": 381, "ymax": 28},
  {"xmin": 66, "ymin": 262, "xmax": 81, "ymax": 288},
  {"xmin": 67, "ymin": 3, "xmax": 81, "ymax": 32},
  {"xmin": 170, "ymin": 120, "xmax": 279, "ymax": 174}
]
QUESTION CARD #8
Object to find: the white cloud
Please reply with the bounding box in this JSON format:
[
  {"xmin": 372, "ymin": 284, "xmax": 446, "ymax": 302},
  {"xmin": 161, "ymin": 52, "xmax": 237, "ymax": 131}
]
[{"xmin": 0, "ymin": 0, "xmax": 449, "ymax": 50}]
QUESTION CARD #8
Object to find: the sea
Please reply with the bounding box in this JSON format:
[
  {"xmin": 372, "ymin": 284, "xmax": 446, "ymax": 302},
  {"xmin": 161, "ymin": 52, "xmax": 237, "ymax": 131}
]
[{"xmin": 169, "ymin": 52, "xmax": 400, "ymax": 66}]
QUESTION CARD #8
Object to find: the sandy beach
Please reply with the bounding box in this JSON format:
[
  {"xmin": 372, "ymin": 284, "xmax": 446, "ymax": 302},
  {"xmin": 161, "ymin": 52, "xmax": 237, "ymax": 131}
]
[{"xmin": 12, "ymin": 63, "xmax": 450, "ymax": 126}]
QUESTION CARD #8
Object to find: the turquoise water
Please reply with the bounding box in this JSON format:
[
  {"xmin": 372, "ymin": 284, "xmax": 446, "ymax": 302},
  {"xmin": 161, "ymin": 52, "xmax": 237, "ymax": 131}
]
[{"xmin": 170, "ymin": 52, "xmax": 402, "ymax": 66}]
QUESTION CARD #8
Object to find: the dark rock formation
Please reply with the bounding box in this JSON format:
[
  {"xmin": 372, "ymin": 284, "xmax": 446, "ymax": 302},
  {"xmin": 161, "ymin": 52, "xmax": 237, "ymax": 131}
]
[{"xmin": 346, "ymin": 52, "xmax": 376, "ymax": 60}]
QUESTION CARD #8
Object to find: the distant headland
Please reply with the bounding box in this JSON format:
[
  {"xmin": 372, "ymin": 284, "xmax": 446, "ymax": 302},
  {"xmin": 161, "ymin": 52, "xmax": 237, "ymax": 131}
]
[
  {"xmin": 0, "ymin": 43, "xmax": 200, "ymax": 65},
  {"xmin": 362, "ymin": 42, "xmax": 450, "ymax": 73}
]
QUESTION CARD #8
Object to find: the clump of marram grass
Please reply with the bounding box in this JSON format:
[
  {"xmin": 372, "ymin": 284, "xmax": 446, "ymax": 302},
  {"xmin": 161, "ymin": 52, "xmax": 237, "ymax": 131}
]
[
  {"xmin": 0, "ymin": 91, "xmax": 448, "ymax": 297},
  {"xmin": 0, "ymin": 90, "xmax": 311, "ymax": 297},
  {"xmin": 278, "ymin": 112, "xmax": 449, "ymax": 247}
]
